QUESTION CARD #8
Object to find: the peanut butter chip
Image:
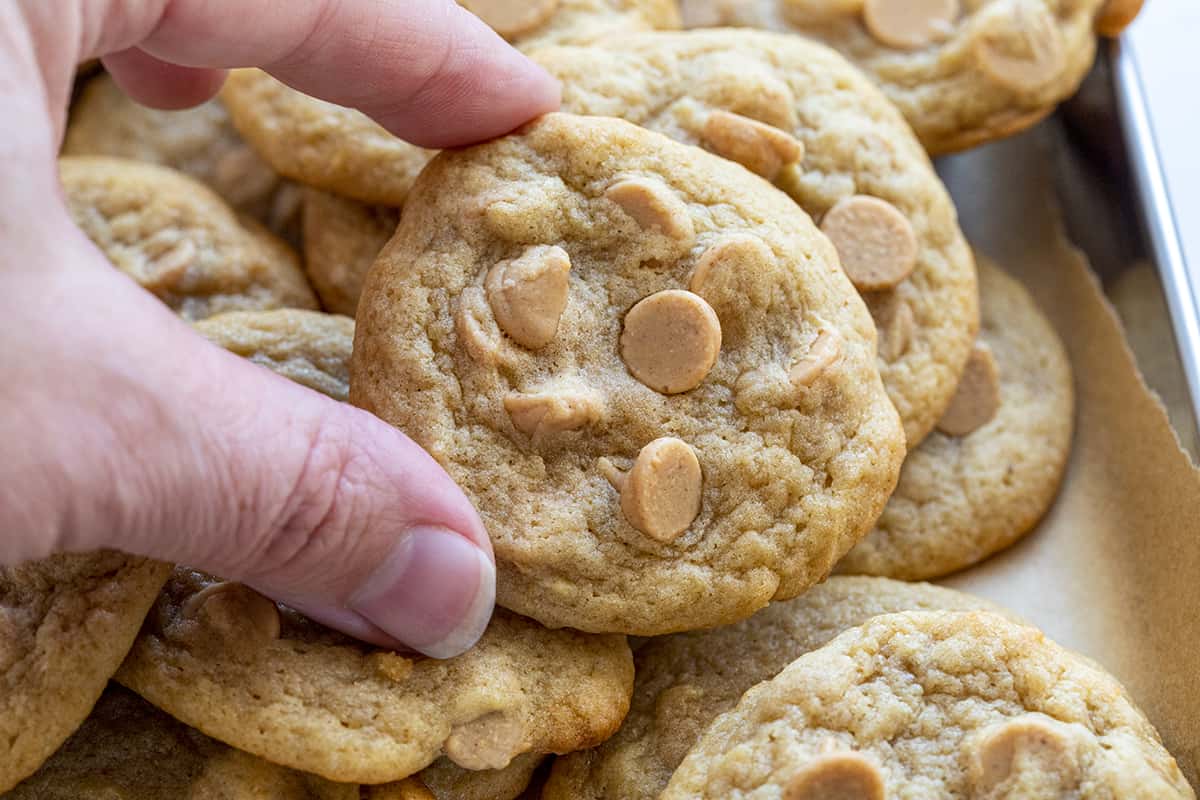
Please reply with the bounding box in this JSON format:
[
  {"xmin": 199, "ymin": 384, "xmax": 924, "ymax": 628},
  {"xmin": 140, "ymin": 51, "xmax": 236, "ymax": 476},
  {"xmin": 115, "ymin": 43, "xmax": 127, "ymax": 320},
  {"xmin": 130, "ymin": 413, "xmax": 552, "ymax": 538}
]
[
  {"xmin": 869, "ymin": 293, "xmax": 915, "ymax": 362},
  {"xmin": 605, "ymin": 178, "xmax": 696, "ymax": 244},
  {"xmin": 620, "ymin": 290, "xmax": 722, "ymax": 394},
  {"xmin": 505, "ymin": 384, "xmax": 603, "ymax": 439},
  {"xmin": 820, "ymin": 196, "xmax": 918, "ymax": 291},
  {"xmin": 784, "ymin": 752, "xmax": 886, "ymax": 800},
  {"xmin": 969, "ymin": 717, "xmax": 1081, "ymax": 795},
  {"xmin": 485, "ymin": 245, "xmax": 571, "ymax": 350},
  {"xmin": 618, "ymin": 437, "xmax": 703, "ymax": 542},
  {"xmin": 456, "ymin": 287, "xmax": 503, "ymax": 365},
  {"xmin": 458, "ymin": 0, "xmax": 559, "ymax": 39},
  {"xmin": 444, "ymin": 712, "xmax": 525, "ymax": 771},
  {"xmin": 863, "ymin": 0, "xmax": 959, "ymax": 49},
  {"xmin": 937, "ymin": 343, "xmax": 1001, "ymax": 436},
  {"xmin": 181, "ymin": 582, "xmax": 281, "ymax": 641},
  {"xmin": 701, "ymin": 110, "xmax": 804, "ymax": 181},
  {"xmin": 975, "ymin": 3, "xmax": 1066, "ymax": 93},
  {"xmin": 790, "ymin": 330, "xmax": 844, "ymax": 388}
]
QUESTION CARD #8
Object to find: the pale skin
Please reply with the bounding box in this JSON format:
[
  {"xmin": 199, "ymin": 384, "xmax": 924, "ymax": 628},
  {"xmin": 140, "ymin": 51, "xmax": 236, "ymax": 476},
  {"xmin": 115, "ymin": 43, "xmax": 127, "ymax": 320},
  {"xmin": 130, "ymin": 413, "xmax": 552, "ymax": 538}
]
[{"xmin": 0, "ymin": 0, "xmax": 560, "ymax": 658}]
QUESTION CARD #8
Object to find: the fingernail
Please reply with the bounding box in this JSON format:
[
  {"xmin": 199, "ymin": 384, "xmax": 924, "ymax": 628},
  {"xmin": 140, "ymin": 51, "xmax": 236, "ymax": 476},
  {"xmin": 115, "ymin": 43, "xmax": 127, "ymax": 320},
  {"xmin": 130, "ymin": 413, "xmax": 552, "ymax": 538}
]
[{"xmin": 350, "ymin": 526, "xmax": 495, "ymax": 659}]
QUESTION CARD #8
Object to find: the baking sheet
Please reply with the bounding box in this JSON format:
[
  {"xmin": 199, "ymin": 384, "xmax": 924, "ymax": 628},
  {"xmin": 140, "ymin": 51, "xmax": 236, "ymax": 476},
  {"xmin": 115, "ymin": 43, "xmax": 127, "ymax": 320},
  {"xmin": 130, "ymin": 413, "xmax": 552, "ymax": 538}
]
[{"xmin": 937, "ymin": 127, "xmax": 1200, "ymax": 787}]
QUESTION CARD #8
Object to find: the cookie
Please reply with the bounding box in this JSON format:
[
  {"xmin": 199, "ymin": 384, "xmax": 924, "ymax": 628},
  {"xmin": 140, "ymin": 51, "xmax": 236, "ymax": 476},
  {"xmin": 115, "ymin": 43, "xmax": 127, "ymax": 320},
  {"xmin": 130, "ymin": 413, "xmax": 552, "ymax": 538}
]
[
  {"xmin": 194, "ymin": 309, "xmax": 355, "ymax": 402},
  {"xmin": 458, "ymin": 0, "xmax": 679, "ymax": 50},
  {"xmin": 350, "ymin": 113, "xmax": 905, "ymax": 635},
  {"xmin": 534, "ymin": 29, "xmax": 978, "ymax": 445},
  {"xmin": 662, "ymin": 610, "xmax": 1194, "ymax": 799},
  {"xmin": 116, "ymin": 569, "xmax": 633, "ymax": 784},
  {"xmin": 403, "ymin": 753, "xmax": 545, "ymax": 800},
  {"xmin": 301, "ymin": 190, "xmax": 399, "ymax": 317},
  {"xmin": 63, "ymin": 73, "xmax": 302, "ymax": 237},
  {"xmin": 60, "ymin": 156, "xmax": 317, "ymax": 320},
  {"xmin": 542, "ymin": 576, "xmax": 1000, "ymax": 800},
  {"xmin": 677, "ymin": 0, "xmax": 1134, "ymax": 154},
  {"xmin": 837, "ymin": 256, "xmax": 1074, "ymax": 579},
  {"xmin": 7, "ymin": 685, "xmax": 352, "ymax": 800},
  {"xmin": 221, "ymin": 70, "xmax": 435, "ymax": 207},
  {"xmin": 0, "ymin": 553, "xmax": 171, "ymax": 792}
]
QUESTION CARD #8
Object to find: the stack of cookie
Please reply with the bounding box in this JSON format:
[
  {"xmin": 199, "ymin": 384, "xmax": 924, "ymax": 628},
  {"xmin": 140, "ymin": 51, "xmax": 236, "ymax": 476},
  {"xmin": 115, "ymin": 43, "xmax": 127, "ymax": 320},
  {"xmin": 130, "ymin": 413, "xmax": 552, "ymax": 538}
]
[{"xmin": 4, "ymin": 0, "xmax": 1193, "ymax": 797}]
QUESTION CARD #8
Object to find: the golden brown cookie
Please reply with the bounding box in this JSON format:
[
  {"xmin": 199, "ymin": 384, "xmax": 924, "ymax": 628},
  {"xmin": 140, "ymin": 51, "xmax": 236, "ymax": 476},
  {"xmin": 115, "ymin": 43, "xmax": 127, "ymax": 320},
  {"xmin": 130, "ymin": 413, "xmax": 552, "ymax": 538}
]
[
  {"xmin": 116, "ymin": 569, "xmax": 633, "ymax": 784},
  {"xmin": 221, "ymin": 70, "xmax": 434, "ymax": 207},
  {"xmin": 534, "ymin": 30, "xmax": 978, "ymax": 445},
  {"xmin": 662, "ymin": 611, "xmax": 1194, "ymax": 799},
  {"xmin": 6, "ymin": 685, "xmax": 352, "ymax": 800},
  {"xmin": 350, "ymin": 113, "xmax": 905, "ymax": 635},
  {"xmin": 837, "ymin": 257, "xmax": 1074, "ymax": 579},
  {"xmin": 403, "ymin": 753, "xmax": 545, "ymax": 800},
  {"xmin": 0, "ymin": 553, "xmax": 171, "ymax": 792},
  {"xmin": 458, "ymin": 0, "xmax": 679, "ymax": 49},
  {"xmin": 543, "ymin": 577, "xmax": 1004, "ymax": 800},
  {"xmin": 301, "ymin": 190, "xmax": 399, "ymax": 316},
  {"xmin": 60, "ymin": 156, "xmax": 317, "ymax": 320},
  {"xmin": 194, "ymin": 309, "xmax": 355, "ymax": 402},
  {"xmin": 677, "ymin": 0, "xmax": 1133, "ymax": 154},
  {"xmin": 63, "ymin": 73, "xmax": 302, "ymax": 238}
]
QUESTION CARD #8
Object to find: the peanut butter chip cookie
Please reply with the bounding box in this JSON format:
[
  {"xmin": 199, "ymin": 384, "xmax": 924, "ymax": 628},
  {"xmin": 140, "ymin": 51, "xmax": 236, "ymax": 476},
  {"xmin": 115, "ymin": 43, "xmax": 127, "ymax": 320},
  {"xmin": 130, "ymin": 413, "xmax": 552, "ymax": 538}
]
[
  {"xmin": 661, "ymin": 611, "xmax": 1194, "ymax": 800},
  {"xmin": 542, "ymin": 577, "xmax": 1002, "ymax": 800},
  {"xmin": 220, "ymin": 69, "xmax": 435, "ymax": 207},
  {"xmin": 0, "ymin": 553, "xmax": 171, "ymax": 792},
  {"xmin": 837, "ymin": 258, "xmax": 1073, "ymax": 580},
  {"xmin": 61, "ymin": 157, "xmax": 317, "ymax": 320},
  {"xmin": 459, "ymin": 0, "xmax": 680, "ymax": 50},
  {"xmin": 195, "ymin": 310, "xmax": 355, "ymax": 402},
  {"xmin": 351, "ymin": 113, "xmax": 905, "ymax": 635},
  {"xmin": 63, "ymin": 73, "xmax": 301, "ymax": 238},
  {"xmin": 534, "ymin": 31, "xmax": 978, "ymax": 444},
  {"xmin": 301, "ymin": 190, "xmax": 400, "ymax": 316},
  {"xmin": 116, "ymin": 569, "xmax": 633, "ymax": 784},
  {"xmin": 677, "ymin": 0, "xmax": 1130, "ymax": 154}
]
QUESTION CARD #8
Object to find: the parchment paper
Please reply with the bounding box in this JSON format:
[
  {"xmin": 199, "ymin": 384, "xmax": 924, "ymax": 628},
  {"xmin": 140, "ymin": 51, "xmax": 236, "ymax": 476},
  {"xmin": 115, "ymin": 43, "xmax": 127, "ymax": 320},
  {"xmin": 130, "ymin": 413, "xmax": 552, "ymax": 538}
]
[{"xmin": 938, "ymin": 128, "xmax": 1200, "ymax": 787}]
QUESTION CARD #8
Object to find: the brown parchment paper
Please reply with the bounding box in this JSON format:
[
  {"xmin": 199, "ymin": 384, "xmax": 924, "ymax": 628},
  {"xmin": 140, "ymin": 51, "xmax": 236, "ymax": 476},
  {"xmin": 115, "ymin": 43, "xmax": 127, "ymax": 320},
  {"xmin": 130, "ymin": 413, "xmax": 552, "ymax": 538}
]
[{"xmin": 937, "ymin": 128, "xmax": 1200, "ymax": 787}]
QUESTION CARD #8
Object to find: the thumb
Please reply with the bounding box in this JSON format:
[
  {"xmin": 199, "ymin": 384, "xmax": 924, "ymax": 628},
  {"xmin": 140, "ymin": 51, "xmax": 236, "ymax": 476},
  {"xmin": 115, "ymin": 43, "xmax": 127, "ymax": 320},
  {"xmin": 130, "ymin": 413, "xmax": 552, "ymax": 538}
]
[{"xmin": 1, "ymin": 218, "xmax": 494, "ymax": 659}]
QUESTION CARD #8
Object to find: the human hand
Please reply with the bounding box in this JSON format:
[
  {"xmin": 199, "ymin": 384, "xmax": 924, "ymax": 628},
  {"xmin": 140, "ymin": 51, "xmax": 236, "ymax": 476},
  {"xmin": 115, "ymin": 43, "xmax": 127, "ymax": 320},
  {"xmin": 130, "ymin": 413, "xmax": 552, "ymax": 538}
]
[{"xmin": 0, "ymin": 0, "xmax": 560, "ymax": 658}]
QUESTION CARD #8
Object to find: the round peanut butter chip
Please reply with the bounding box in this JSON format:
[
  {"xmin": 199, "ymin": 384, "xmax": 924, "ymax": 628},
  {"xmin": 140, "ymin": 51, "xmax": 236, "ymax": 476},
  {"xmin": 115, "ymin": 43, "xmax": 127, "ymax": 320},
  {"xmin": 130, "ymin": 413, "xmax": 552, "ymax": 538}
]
[
  {"xmin": 937, "ymin": 343, "xmax": 1001, "ymax": 436},
  {"xmin": 619, "ymin": 437, "xmax": 703, "ymax": 542},
  {"xmin": 443, "ymin": 711, "xmax": 525, "ymax": 771},
  {"xmin": 504, "ymin": 384, "xmax": 603, "ymax": 438},
  {"xmin": 969, "ymin": 717, "xmax": 1081, "ymax": 794},
  {"xmin": 820, "ymin": 196, "xmax": 918, "ymax": 291},
  {"xmin": 458, "ymin": 0, "xmax": 559, "ymax": 39},
  {"xmin": 784, "ymin": 752, "xmax": 886, "ymax": 800},
  {"xmin": 791, "ymin": 329, "xmax": 844, "ymax": 388},
  {"xmin": 605, "ymin": 178, "xmax": 696, "ymax": 245},
  {"xmin": 975, "ymin": 5, "xmax": 1066, "ymax": 93},
  {"xmin": 621, "ymin": 290, "xmax": 721, "ymax": 394},
  {"xmin": 1096, "ymin": 0, "xmax": 1145, "ymax": 36},
  {"xmin": 485, "ymin": 244, "xmax": 571, "ymax": 350},
  {"xmin": 701, "ymin": 110, "xmax": 804, "ymax": 181},
  {"xmin": 181, "ymin": 582, "xmax": 281, "ymax": 641},
  {"xmin": 863, "ymin": 0, "xmax": 959, "ymax": 49}
]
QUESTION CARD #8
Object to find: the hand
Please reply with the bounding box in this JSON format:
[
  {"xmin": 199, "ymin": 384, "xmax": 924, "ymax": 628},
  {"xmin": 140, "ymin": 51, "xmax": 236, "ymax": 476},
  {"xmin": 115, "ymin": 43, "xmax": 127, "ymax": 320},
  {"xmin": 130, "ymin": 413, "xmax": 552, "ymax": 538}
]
[{"xmin": 0, "ymin": 0, "xmax": 560, "ymax": 658}]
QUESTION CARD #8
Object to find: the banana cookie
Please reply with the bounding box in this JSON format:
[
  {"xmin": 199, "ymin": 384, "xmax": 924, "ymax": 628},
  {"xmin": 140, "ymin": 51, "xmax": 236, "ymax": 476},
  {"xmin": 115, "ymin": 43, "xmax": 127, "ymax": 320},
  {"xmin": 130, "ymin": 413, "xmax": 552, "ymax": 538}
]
[
  {"xmin": 301, "ymin": 190, "xmax": 399, "ymax": 316},
  {"xmin": 195, "ymin": 309, "xmax": 355, "ymax": 402},
  {"xmin": 221, "ymin": 70, "xmax": 434, "ymax": 208},
  {"xmin": 838, "ymin": 256, "xmax": 1074, "ymax": 579},
  {"xmin": 535, "ymin": 30, "xmax": 978, "ymax": 445},
  {"xmin": 63, "ymin": 73, "xmax": 301, "ymax": 237},
  {"xmin": 677, "ymin": 0, "xmax": 1140, "ymax": 154},
  {"xmin": 116, "ymin": 569, "xmax": 633, "ymax": 784},
  {"xmin": 543, "ymin": 577, "xmax": 1000, "ymax": 800},
  {"xmin": 350, "ymin": 113, "xmax": 906, "ymax": 635},
  {"xmin": 458, "ymin": 0, "xmax": 679, "ymax": 50},
  {"xmin": 60, "ymin": 157, "xmax": 317, "ymax": 320},
  {"xmin": 662, "ymin": 611, "xmax": 1193, "ymax": 799},
  {"xmin": 0, "ymin": 553, "xmax": 171, "ymax": 792}
]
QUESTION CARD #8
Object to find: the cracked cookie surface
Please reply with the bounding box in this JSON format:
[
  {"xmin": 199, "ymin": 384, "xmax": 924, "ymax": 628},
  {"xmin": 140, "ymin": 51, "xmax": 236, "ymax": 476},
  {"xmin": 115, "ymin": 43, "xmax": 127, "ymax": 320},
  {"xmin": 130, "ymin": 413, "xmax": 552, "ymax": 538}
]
[
  {"xmin": 661, "ymin": 611, "xmax": 1193, "ymax": 799},
  {"xmin": 0, "ymin": 553, "xmax": 171, "ymax": 792},
  {"xmin": 459, "ymin": 0, "xmax": 679, "ymax": 50},
  {"xmin": 838, "ymin": 256, "xmax": 1074, "ymax": 579},
  {"xmin": 534, "ymin": 30, "xmax": 978, "ymax": 445},
  {"xmin": 351, "ymin": 113, "xmax": 905, "ymax": 635},
  {"xmin": 676, "ymin": 0, "xmax": 1118, "ymax": 154},
  {"xmin": 116, "ymin": 569, "xmax": 633, "ymax": 784}
]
